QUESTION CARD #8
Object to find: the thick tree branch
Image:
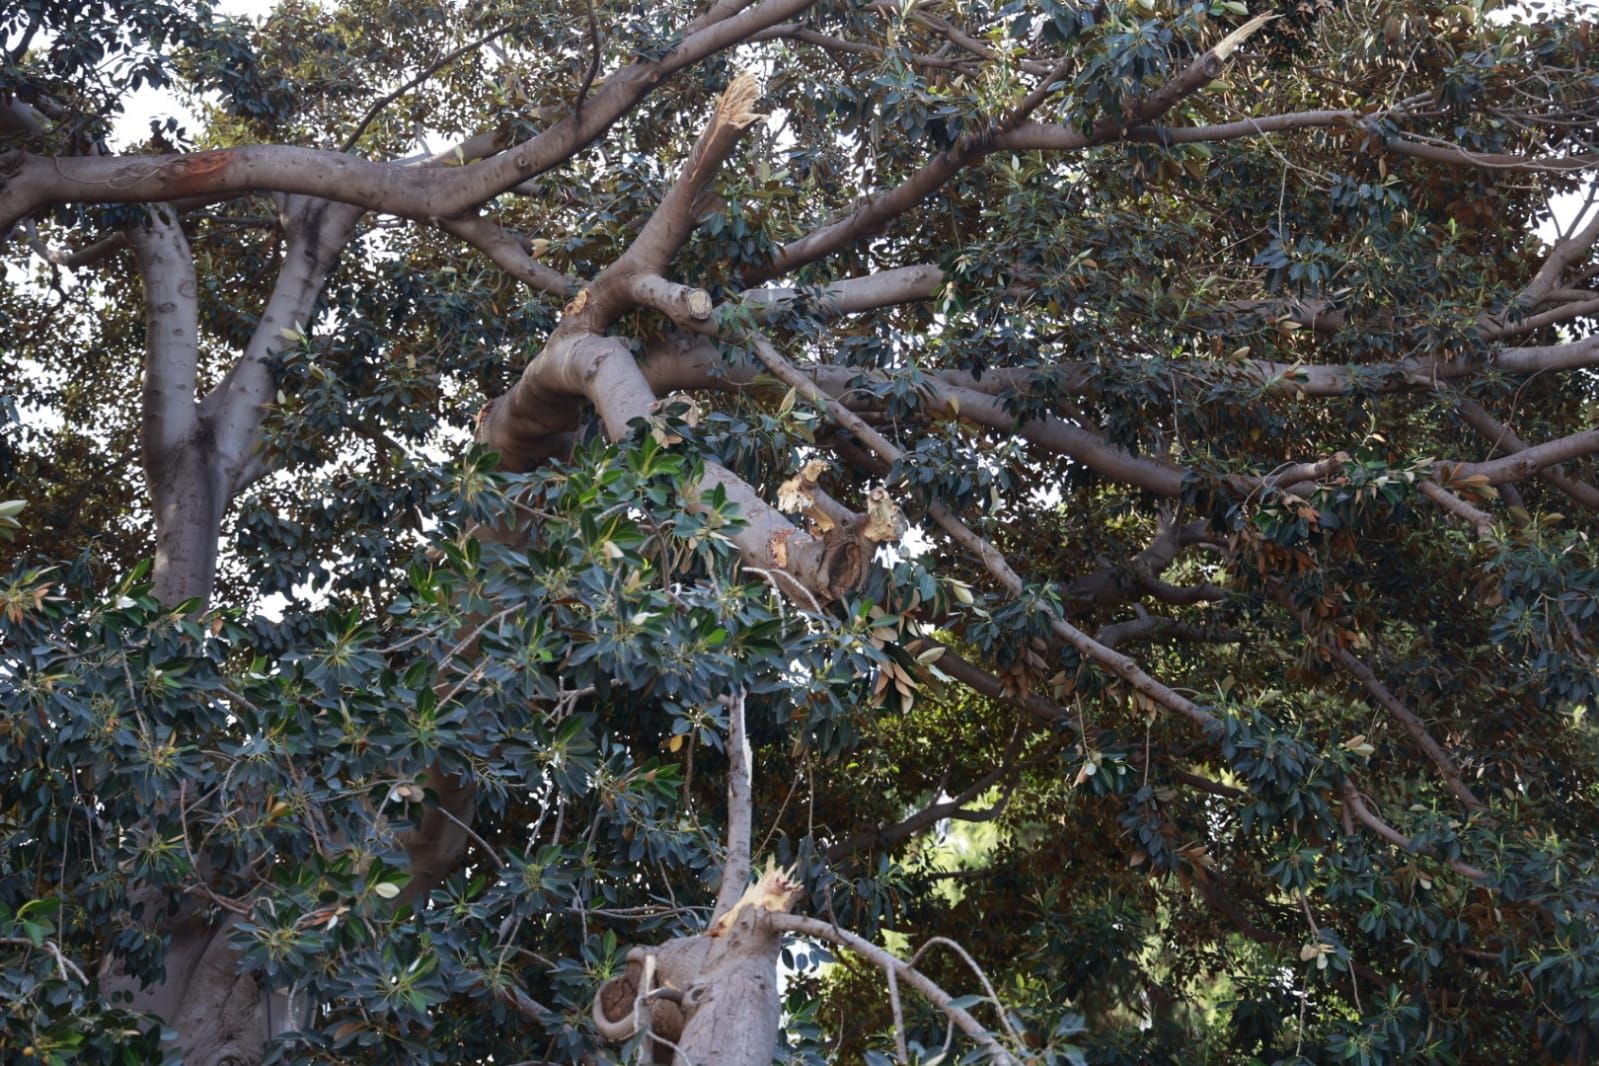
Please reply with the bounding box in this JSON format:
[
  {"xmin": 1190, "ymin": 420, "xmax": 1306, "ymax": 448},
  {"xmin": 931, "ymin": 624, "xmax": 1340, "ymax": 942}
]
[
  {"xmin": 1522, "ymin": 211, "xmax": 1599, "ymax": 304},
  {"xmin": 211, "ymin": 196, "xmax": 363, "ymax": 495},
  {"xmin": 740, "ymin": 263, "xmax": 944, "ymax": 318},
  {"xmin": 438, "ymin": 214, "xmax": 579, "ymax": 298},
  {"xmin": 128, "ymin": 206, "xmax": 200, "ymax": 461},
  {"xmin": 1417, "ymin": 480, "xmax": 1497, "ymax": 537},
  {"xmin": 0, "ymin": 0, "xmax": 820, "ymax": 232},
  {"xmin": 480, "ymin": 331, "xmax": 874, "ymax": 602},
  {"xmin": 616, "ymin": 71, "xmax": 765, "ymax": 280},
  {"xmin": 1448, "ymin": 427, "xmax": 1599, "ymax": 486},
  {"xmin": 1455, "ymin": 399, "xmax": 1599, "ymax": 510}
]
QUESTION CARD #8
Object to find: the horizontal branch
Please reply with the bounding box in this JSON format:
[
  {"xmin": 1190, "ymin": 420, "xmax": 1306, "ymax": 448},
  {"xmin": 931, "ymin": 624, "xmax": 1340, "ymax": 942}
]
[
  {"xmin": 1449, "ymin": 427, "xmax": 1599, "ymax": 486},
  {"xmin": 0, "ymin": 0, "xmax": 819, "ymax": 233},
  {"xmin": 1455, "ymin": 399, "xmax": 1599, "ymax": 510}
]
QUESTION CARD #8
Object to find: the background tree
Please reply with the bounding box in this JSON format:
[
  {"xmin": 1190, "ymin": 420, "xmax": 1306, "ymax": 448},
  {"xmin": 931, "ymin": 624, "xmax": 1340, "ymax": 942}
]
[{"xmin": 2, "ymin": 0, "xmax": 1598, "ymax": 1062}]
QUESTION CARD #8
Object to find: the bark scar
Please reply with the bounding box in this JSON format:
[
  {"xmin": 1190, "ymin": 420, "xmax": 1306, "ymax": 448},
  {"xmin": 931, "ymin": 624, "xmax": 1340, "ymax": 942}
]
[{"xmin": 158, "ymin": 149, "xmax": 232, "ymax": 197}]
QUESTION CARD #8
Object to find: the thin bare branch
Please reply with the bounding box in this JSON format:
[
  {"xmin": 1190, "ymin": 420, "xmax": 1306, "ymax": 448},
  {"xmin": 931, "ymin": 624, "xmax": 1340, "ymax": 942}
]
[
  {"xmin": 768, "ymin": 913, "xmax": 1021, "ymax": 1065},
  {"xmin": 341, "ymin": 25, "xmax": 517, "ymax": 153},
  {"xmin": 1327, "ymin": 646, "xmax": 1485, "ymax": 813}
]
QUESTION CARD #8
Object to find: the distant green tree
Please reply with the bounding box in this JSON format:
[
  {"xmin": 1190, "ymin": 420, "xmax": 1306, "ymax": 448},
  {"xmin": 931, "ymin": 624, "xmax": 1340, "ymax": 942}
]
[{"xmin": 2, "ymin": 0, "xmax": 1598, "ymax": 1062}]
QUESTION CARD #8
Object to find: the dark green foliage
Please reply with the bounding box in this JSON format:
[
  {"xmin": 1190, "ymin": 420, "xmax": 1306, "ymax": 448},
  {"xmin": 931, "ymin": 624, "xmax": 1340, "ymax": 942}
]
[{"xmin": 3, "ymin": 0, "xmax": 1599, "ymax": 1062}]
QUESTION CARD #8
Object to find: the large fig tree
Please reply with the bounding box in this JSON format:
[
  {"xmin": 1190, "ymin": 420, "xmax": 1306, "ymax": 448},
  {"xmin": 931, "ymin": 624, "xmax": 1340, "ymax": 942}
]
[{"xmin": 2, "ymin": 0, "xmax": 1598, "ymax": 1061}]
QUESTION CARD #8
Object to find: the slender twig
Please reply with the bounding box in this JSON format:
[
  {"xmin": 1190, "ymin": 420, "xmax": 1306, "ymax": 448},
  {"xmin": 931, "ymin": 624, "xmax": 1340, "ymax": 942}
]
[
  {"xmin": 341, "ymin": 25, "xmax": 517, "ymax": 153},
  {"xmin": 575, "ymin": 0, "xmax": 603, "ymax": 112},
  {"xmin": 0, "ymin": 936, "xmax": 90, "ymax": 985}
]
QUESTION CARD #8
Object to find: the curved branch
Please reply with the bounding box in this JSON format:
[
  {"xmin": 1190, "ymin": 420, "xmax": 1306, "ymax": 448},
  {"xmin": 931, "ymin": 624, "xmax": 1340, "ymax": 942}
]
[
  {"xmin": 1337, "ymin": 780, "xmax": 1488, "ymax": 882},
  {"xmin": 0, "ymin": 0, "xmax": 821, "ymax": 231},
  {"xmin": 438, "ymin": 214, "xmax": 579, "ymax": 298},
  {"xmin": 768, "ymin": 913, "xmax": 1021, "ymax": 1065}
]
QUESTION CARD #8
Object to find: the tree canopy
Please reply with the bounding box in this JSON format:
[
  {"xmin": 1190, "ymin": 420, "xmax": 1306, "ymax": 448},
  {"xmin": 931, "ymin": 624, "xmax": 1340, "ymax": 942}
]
[{"xmin": 2, "ymin": 0, "xmax": 1598, "ymax": 1062}]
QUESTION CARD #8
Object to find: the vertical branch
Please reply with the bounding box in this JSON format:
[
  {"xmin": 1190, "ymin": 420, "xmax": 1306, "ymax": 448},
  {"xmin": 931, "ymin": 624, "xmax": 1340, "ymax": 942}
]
[
  {"xmin": 714, "ymin": 689, "xmax": 753, "ymax": 921},
  {"xmin": 127, "ymin": 207, "xmax": 219, "ymax": 606},
  {"xmin": 206, "ymin": 196, "xmax": 363, "ymax": 494},
  {"xmin": 127, "ymin": 206, "xmax": 200, "ymax": 464},
  {"xmin": 575, "ymin": 0, "xmax": 603, "ymax": 112}
]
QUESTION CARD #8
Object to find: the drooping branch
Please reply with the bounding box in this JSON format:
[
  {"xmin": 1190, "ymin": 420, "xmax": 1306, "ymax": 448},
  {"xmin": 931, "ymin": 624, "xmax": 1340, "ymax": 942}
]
[
  {"xmin": 1416, "ymin": 480, "xmax": 1496, "ymax": 538},
  {"xmin": 744, "ymin": 331, "xmax": 1220, "ymax": 730},
  {"xmin": 921, "ymin": 642, "xmax": 1069, "ymax": 726},
  {"xmin": 438, "ymin": 214, "xmax": 579, "ymax": 298},
  {"xmin": 1337, "ymin": 781, "xmax": 1488, "ymax": 882},
  {"xmin": 747, "ymin": 331, "xmax": 1515, "ymax": 890}
]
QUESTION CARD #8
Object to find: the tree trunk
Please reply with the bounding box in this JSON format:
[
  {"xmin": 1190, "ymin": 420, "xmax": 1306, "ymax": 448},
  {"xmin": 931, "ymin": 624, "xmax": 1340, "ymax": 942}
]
[
  {"xmin": 147, "ymin": 438, "xmax": 227, "ymax": 605},
  {"xmin": 100, "ymin": 197, "xmax": 360, "ymax": 1064}
]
